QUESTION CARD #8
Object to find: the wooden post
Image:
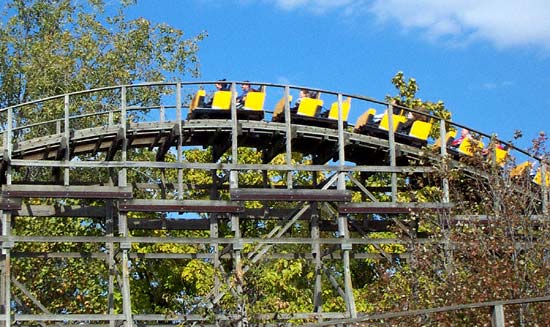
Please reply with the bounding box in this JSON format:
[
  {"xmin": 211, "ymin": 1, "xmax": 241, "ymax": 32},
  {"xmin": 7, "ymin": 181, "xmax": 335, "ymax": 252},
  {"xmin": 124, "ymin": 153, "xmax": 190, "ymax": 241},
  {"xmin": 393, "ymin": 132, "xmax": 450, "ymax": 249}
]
[
  {"xmin": 311, "ymin": 205, "xmax": 322, "ymax": 315},
  {"xmin": 176, "ymin": 83, "xmax": 184, "ymax": 200},
  {"xmin": 64, "ymin": 94, "xmax": 70, "ymax": 186},
  {"xmin": 439, "ymin": 118, "xmax": 449, "ymax": 203},
  {"xmin": 492, "ymin": 304, "xmax": 505, "ymax": 327},
  {"xmin": 1, "ymin": 212, "xmax": 11, "ymax": 327},
  {"xmin": 337, "ymin": 93, "xmax": 357, "ymax": 318},
  {"xmin": 388, "ymin": 103, "xmax": 397, "ymax": 202},
  {"xmin": 284, "ymin": 85, "xmax": 293, "ymax": 189},
  {"xmin": 105, "ymin": 201, "xmax": 116, "ymax": 327},
  {"xmin": 119, "ymin": 210, "xmax": 133, "ymax": 327},
  {"xmin": 118, "ymin": 87, "xmax": 132, "ymax": 326},
  {"xmin": 119, "ymin": 86, "xmax": 127, "ymax": 188},
  {"xmin": 230, "ymin": 82, "xmax": 239, "ymax": 190},
  {"xmin": 541, "ymin": 162, "xmax": 548, "ymax": 215}
]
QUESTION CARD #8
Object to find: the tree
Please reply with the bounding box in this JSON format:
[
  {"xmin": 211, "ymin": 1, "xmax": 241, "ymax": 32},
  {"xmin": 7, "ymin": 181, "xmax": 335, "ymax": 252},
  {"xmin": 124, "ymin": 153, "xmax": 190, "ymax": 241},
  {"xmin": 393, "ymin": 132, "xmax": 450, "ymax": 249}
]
[
  {"xmin": 0, "ymin": 0, "xmax": 206, "ymax": 126},
  {"xmin": 5, "ymin": 11, "xmax": 548, "ymax": 322},
  {"xmin": 355, "ymin": 136, "xmax": 550, "ymax": 326},
  {"xmin": 338, "ymin": 72, "xmax": 550, "ymax": 326},
  {"xmin": 1, "ymin": 0, "xmax": 206, "ymax": 318}
]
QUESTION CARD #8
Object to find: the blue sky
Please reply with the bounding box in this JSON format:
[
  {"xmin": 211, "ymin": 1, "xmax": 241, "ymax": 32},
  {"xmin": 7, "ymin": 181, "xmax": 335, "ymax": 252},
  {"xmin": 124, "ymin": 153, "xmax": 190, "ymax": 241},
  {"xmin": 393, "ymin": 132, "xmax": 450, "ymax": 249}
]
[{"xmin": 127, "ymin": 0, "xmax": 550, "ymax": 150}]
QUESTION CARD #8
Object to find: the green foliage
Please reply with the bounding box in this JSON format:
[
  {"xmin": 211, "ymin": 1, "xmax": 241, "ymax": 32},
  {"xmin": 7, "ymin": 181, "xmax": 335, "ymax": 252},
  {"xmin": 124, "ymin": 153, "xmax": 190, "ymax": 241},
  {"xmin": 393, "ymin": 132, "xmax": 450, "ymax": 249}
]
[
  {"xmin": 129, "ymin": 230, "xmax": 217, "ymax": 314},
  {"xmin": 390, "ymin": 71, "xmax": 419, "ymax": 104},
  {"xmin": 246, "ymin": 258, "xmax": 313, "ymax": 314},
  {"xmin": 4, "ymin": 10, "xmax": 548, "ymax": 323},
  {"xmin": 2, "ymin": 0, "xmax": 207, "ymax": 319},
  {"xmin": 0, "ymin": 0, "xmax": 206, "ymax": 126},
  {"xmin": 389, "ymin": 71, "xmax": 452, "ymax": 138},
  {"xmin": 358, "ymin": 147, "xmax": 550, "ymax": 325},
  {"xmin": 13, "ymin": 216, "xmax": 110, "ymax": 314}
]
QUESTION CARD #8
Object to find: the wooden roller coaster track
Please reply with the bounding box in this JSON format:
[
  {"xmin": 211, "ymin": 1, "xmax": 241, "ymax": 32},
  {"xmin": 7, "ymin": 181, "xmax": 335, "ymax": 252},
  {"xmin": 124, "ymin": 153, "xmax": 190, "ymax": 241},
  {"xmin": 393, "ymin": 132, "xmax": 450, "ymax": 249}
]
[{"xmin": 0, "ymin": 80, "xmax": 547, "ymax": 326}]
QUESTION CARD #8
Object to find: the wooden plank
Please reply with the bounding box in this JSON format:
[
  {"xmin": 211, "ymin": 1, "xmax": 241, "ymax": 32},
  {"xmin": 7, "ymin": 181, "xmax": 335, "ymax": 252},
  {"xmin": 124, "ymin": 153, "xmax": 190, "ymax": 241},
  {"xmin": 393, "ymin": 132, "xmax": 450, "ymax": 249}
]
[
  {"xmin": 338, "ymin": 202, "xmax": 454, "ymax": 214},
  {"xmin": 118, "ymin": 199, "xmax": 243, "ymax": 213},
  {"xmin": 1, "ymin": 185, "xmax": 132, "ymax": 199},
  {"xmin": 0, "ymin": 197, "xmax": 21, "ymax": 210},
  {"xmin": 14, "ymin": 204, "xmax": 105, "ymax": 217},
  {"xmin": 155, "ymin": 124, "xmax": 180, "ymax": 161},
  {"xmin": 231, "ymin": 188, "xmax": 352, "ymax": 201},
  {"xmin": 128, "ymin": 218, "xmax": 210, "ymax": 230}
]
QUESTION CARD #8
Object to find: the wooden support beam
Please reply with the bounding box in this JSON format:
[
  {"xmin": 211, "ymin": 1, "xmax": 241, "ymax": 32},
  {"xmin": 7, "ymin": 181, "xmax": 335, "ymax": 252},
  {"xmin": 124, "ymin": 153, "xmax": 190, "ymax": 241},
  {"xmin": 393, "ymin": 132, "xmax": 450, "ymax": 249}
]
[
  {"xmin": 105, "ymin": 127, "xmax": 124, "ymax": 161},
  {"xmin": 312, "ymin": 146, "xmax": 338, "ymax": 165},
  {"xmin": 14, "ymin": 204, "xmax": 105, "ymax": 217},
  {"xmin": 118, "ymin": 199, "xmax": 243, "ymax": 213},
  {"xmin": 492, "ymin": 304, "xmax": 505, "ymax": 327},
  {"xmin": 0, "ymin": 155, "xmax": 8, "ymax": 185},
  {"xmin": 92, "ymin": 134, "xmax": 105, "ymax": 155},
  {"xmin": 259, "ymin": 132, "xmax": 285, "ymax": 164},
  {"xmin": 156, "ymin": 124, "xmax": 180, "ymax": 161},
  {"xmin": 1, "ymin": 185, "xmax": 132, "ymax": 199},
  {"xmin": 147, "ymin": 131, "xmax": 163, "ymax": 151},
  {"xmin": 338, "ymin": 202, "xmax": 453, "ymax": 214},
  {"xmin": 0, "ymin": 197, "xmax": 21, "ymax": 211},
  {"xmin": 212, "ymin": 137, "xmax": 231, "ymax": 162},
  {"xmin": 128, "ymin": 218, "xmax": 210, "ymax": 230},
  {"xmin": 52, "ymin": 136, "xmax": 70, "ymax": 183},
  {"xmin": 55, "ymin": 136, "xmax": 69, "ymax": 161},
  {"xmin": 230, "ymin": 189, "xmax": 352, "ymax": 202}
]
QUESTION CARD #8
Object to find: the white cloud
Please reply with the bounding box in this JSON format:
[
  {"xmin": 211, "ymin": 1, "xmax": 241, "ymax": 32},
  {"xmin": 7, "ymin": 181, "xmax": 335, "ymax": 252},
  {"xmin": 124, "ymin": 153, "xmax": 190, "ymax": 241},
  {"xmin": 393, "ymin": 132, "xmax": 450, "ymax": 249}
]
[
  {"xmin": 370, "ymin": 0, "xmax": 550, "ymax": 49},
  {"xmin": 269, "ymin": 0, "xmax": 550, "ymax": 50},
  {"xmin": 481, "ymin": 80, "xmax": 514, "ymax": 90},
  {"xmin": 268, "ymin": 0, "xmax": 363, "ymax": 14}
]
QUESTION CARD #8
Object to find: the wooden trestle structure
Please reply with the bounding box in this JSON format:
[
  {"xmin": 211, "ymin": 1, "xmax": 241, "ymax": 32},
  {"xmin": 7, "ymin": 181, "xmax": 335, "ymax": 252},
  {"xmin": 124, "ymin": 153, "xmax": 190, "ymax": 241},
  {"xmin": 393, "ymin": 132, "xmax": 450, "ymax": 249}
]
[{"xmin": 0, "ymin": 81, "xmax": 547, "ymax": 326}]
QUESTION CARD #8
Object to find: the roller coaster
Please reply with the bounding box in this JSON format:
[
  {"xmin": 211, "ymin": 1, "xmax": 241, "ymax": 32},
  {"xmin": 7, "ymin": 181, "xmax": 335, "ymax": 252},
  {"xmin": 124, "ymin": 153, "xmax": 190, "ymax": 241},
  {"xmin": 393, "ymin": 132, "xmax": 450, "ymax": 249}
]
[{"xmin": 0, "ymin": 80, "xmax": 548, "ymax": 326}]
